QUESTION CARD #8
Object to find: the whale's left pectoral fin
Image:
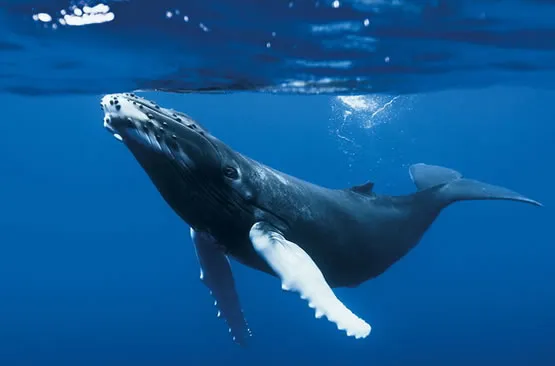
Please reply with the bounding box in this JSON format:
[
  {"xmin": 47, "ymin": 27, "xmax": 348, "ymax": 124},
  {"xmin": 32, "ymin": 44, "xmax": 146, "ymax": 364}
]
[
  {"xmin": 190, "ymin": 228, "xmax": 252, "ymax": 346},
  {"xmin": 249, "ymin": 222, "xmax": 371, "ymax": 339}
]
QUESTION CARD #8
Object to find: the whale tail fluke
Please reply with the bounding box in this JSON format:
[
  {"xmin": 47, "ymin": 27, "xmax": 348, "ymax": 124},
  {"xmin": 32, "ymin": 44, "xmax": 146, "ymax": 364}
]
[{"xmin": 409, "ymin": 163, "xmax": 542, "ymax": 208}]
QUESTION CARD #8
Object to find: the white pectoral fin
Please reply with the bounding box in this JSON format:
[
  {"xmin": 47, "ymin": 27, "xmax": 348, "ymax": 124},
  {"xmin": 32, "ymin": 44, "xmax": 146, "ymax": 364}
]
[
  {"xmin": 190, "ymin": 228, "xmax": 252, "ymax": 346},
  {"xmin": 249, "ymin": 222, "xmax": 371, "ymax": 339}
]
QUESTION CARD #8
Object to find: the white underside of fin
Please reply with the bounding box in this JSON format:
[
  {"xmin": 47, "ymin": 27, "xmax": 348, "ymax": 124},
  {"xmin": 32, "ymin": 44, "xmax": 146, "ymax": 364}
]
[{"xmin": 249, "ymin": 222, "xmax": 371, "ymax": 339}]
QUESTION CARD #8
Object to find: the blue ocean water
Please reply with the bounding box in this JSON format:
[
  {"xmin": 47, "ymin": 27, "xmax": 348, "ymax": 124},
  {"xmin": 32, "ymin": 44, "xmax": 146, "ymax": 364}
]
[
  {"xmin": 1, "ymin": 1, "xmax": 554, "ymax": 365},
  {"xmin": 3, "ymin": 0, "xmax": 555, "ymax": 95}
]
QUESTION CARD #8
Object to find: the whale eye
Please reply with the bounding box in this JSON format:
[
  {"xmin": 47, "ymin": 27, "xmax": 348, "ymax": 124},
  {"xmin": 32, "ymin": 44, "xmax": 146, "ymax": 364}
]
[{"xmin": 223, "ymin": 166, "xmax": 239, "ymax": 179}]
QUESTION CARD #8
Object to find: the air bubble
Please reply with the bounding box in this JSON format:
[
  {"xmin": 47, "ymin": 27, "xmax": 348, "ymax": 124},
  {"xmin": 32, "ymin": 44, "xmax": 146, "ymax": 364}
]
[{"xmin": 36, "ymin": 13, "xmax": 52, "ymax": 22}]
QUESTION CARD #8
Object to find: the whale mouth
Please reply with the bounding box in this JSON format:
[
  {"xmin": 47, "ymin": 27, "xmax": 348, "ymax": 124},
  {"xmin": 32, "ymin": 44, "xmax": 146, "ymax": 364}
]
[
  {"xmin": 100, "ymin": 93, "xmax": 209, "ymax": 145},
  {"xmin": 100, "ymin": 93, "xmax": 221, "ymax": 171},
  {"xmin": 101, "ymin": 93, "xmax": 176, "ymax": 140},
  {"xmin": 101, "ymin": 93, "xmax": 150, "ymax": 141}
]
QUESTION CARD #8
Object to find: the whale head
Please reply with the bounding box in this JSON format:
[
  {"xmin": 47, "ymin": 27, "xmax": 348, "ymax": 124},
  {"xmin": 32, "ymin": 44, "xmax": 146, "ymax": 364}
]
[{"xmin": 100, "ymin": 93, "xmax": 257, "ymax": 233}]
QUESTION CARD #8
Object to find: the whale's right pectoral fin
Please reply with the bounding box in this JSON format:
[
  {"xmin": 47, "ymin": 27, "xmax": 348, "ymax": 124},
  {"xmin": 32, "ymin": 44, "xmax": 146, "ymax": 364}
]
[
  {"xmin": 190, "ymin": 228, "xmax": 252, "ymax": 346},
  {"xmin": 249, "ymin": 222, "xmax": 371, "ymax": 339}
]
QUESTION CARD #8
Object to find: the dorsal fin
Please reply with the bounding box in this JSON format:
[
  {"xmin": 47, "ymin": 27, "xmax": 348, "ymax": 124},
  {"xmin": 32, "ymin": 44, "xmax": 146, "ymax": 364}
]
[{"xmin": 348, "ymin": 181, "xmax": 375, "ymax": 195}]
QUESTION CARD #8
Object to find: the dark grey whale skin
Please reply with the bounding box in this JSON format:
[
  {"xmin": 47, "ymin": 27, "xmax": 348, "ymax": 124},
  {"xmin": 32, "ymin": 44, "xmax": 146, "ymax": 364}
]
[{"xmin": 101, "ymin": 93, "xmax": 542, "ymax": 289}]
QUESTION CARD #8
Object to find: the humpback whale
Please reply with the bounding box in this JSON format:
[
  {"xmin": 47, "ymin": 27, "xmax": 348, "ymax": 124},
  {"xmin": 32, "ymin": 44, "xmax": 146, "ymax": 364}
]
[{"xmin": 100, "ymin": 93, "xmax": 541, "ymax": 346}]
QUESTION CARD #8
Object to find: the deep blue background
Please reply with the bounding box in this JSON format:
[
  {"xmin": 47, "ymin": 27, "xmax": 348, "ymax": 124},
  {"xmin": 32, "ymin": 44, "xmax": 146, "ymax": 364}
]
[{"xmin": 0, "ymin": 88, "xmax": 553, "ymax": 365}]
